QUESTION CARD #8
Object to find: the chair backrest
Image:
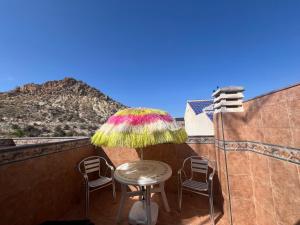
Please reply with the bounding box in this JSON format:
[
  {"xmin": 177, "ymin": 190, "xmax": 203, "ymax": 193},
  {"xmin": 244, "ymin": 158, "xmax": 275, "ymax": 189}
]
[
  {"xmin": 190, "ymin": 156, "xmax": 209, "ymax": 180},
  {"xmin": 78, "ymin": 156, "xmax": 101, "ymax": 177}
]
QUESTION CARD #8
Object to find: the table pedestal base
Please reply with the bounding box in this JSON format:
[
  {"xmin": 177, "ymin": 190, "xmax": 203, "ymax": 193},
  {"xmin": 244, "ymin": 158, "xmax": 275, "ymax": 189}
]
[{"xmin": 129, "ymin": 201, "xmax": 158, "ymax": 225}]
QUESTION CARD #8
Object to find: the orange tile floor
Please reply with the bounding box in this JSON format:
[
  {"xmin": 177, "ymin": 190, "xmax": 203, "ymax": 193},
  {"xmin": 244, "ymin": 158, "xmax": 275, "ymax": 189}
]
[{"xmin": 61, "ymin": 189, "xmax": 227, "ymax": 225}]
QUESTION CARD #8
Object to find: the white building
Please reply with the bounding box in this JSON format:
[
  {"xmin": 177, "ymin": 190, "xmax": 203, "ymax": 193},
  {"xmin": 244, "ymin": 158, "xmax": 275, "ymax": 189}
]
[{"xmin": 184, "ymin": 100, "xmax": 214, "ymax": 136}]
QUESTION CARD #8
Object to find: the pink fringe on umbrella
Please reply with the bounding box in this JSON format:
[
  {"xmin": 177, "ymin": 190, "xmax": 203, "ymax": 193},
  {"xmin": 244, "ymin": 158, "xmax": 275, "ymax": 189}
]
[{"xmin": 107, "ymin": 113, "xmax": 173, "ymax": 126}]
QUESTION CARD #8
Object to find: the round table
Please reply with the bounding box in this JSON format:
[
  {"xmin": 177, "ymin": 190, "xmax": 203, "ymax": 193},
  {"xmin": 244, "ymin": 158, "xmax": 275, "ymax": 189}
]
[{"xmin": 114, "ymin": 160, "xmax": 172, "ymax": 225}]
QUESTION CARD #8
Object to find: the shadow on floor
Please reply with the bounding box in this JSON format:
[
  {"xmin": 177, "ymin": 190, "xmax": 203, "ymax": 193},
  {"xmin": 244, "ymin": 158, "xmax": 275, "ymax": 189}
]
[{"xmin": 61, "ymin": 189, "xmax": 226, "ymax": 225}]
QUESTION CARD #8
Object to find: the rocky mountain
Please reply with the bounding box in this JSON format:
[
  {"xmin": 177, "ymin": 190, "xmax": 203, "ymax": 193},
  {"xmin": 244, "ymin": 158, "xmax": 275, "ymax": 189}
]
[{"xmin": 0, "ymin": 77, "xmax": 127, "ymax": 137}]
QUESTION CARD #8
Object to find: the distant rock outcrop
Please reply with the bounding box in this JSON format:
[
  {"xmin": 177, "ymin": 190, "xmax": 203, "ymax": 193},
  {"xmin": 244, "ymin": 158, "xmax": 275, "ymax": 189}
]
[{"xmin": 0, "ymin": 77, "xmax": 127, "ymax": 137}]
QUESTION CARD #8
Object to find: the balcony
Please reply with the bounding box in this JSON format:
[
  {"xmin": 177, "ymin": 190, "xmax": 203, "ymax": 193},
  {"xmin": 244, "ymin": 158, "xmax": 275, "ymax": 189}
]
[
  {"xmin": 1, "ymin": 137, "xmax": 225, "ymax": 225},
  {"xmin": 0, "ymin": 83, "xmax": 299, "ymax": 225}
]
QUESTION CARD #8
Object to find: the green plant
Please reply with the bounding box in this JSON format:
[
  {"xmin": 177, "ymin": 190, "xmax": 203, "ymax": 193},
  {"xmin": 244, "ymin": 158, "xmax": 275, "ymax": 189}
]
[{"xmin": 12, "ymin": 128, "xmax": 25, "ymax": 137}]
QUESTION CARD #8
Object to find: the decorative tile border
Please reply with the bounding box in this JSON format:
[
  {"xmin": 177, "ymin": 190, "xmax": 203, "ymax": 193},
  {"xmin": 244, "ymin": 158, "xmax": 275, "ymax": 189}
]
[
  {"xmin": 0, "ymin": 138, "xmax": 92, "ymax": 166},
  {"xmin": 215, "ymin": 139, "xmax": 300, "ymax": 164},
  {"xmin": 186, "ymin": 136, "xmax": 215, "ymax": 144}
]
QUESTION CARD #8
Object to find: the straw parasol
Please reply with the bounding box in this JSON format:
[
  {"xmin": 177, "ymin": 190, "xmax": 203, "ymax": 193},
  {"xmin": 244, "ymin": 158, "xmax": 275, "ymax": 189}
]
[{"xmin": 91, "ymin": 107, "xmax": 187, "ymax": 159}]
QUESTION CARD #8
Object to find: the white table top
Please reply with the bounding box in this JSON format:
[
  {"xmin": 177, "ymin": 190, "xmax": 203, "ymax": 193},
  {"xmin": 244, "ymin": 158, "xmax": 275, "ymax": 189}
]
[{"xmin": 114, "ymin": 160, "xmax": 172, "ymax": 186}]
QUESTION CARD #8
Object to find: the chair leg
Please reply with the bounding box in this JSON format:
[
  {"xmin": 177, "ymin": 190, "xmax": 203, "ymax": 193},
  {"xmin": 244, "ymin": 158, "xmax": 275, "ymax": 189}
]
[
  {"xmin": 209, "ymin": 195, "xmax": 215, "ymax": 225},
  {"xmin": 112, "ymin": 181, "xmax": 116, "ymax": 201},
  {"xmin": 85, "ymin": 185, "xmax": 89, "ymax": 218},
  {"xmin": 178, "ymin": 186, "xmax": 182, "ymax": 212}
]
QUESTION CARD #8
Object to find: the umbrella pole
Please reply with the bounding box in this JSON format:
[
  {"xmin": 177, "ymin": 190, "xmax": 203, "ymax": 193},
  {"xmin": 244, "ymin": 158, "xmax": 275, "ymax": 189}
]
[
  {"xmin": 139, "ymin": 148, "xmax": 145, "ymax": 201},
  {"xmin": 140, "ymin": 148, "xmax": 144, "ymax": 160}
]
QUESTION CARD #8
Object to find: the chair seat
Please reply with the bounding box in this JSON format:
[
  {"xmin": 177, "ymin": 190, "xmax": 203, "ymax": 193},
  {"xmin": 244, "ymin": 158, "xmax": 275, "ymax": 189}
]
[
  {"xmin": 88, "ymin": 177, "xmax": 112, "ymax": 188},
  {"xmin": 182, "ymin": 179, "xmax": 208, "ymax": 191}
]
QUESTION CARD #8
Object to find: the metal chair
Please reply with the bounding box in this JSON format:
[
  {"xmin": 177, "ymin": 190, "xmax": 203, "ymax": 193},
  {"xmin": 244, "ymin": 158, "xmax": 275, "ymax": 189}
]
[
  {"xmin": 78, "ymin": 156, "xmax": 116, "ymax": 217},
  {"xmin": 178, "ymin": 156, "xmax": 216, "ymax": 225}
]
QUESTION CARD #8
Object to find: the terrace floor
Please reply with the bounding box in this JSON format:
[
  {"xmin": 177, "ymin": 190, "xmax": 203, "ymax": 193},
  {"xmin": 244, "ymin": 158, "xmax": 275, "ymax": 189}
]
[{"xmin": 61, "ymin": 189, "xmax": 227, "ymax": 225}]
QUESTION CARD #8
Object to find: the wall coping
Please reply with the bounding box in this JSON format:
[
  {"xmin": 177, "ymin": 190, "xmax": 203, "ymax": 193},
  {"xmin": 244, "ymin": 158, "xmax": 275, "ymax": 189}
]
[
  {"xmin": 0, "ymin": 136, "xmax": 214, "ymax": 166},
  {"xmin": 0, "ymin": 137, "xmax": 90, "ymax": 151},
  {"xmin": 244, "ymin": 82, "xmax": 300, "ymax": 103},
  {"xmin": 12, "ymin": 136, "xmax": 87, "ymax": 140},
  {"xmin": 0, "ymin": 137, "xmax": 92, "ymax": 166},
  {"xmin": 11, "ymin": 136, "xmax": 89, "ymax": 146}
]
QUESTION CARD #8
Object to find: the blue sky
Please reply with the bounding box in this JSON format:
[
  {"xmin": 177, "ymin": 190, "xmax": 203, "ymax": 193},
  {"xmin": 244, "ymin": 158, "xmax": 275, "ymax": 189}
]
[{"xmin": 0, "ymin": 0, "xmax": 299, "ymax": 117}]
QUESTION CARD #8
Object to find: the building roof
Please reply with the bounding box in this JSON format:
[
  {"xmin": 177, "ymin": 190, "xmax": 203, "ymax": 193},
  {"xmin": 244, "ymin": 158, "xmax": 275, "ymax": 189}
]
[
  {"xmin": 188, "ymin": 100, "xmax": 214, "ymax": 121},
  {"xmin": 206, "ymin": 112, "xmax": 214, "ymax": 121},
  {"xmin": 188, "ymin": 100, "xmax": 213, "ymax": 115}
]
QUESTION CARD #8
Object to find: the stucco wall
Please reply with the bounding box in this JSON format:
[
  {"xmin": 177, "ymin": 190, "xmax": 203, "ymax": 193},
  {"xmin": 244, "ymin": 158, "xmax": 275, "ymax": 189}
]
[
  {"xmin": 0, "ymin": 138, "xmax": 95, "ymax": 225},
  {"xmin": 0, "ymin": 136, "xmax": 220, "ymax": 225},
  {"xmin": 214, "ymin": 83, "xmax": 300, "ymax": 225}
]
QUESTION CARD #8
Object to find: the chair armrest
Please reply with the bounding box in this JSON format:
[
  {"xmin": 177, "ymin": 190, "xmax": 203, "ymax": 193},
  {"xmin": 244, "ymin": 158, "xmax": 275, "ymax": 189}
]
[
  {"xmin": 77, "ymin": 164, "xmax": 88, "ymax": 181},
  {"xmin": 79, "ymin": 173, "xmax": 89, "ymax": 185},
  {"xmin": 178, "ymin": 169, "xmax": 182, "ymax": 186},
  {"xmin": 178, "ymin": 168, "xmax": 182, "ymax": 175},
  {"xmin": 178, "ymin": 168, "xmax": 183, "ymax": 178},
  {"xmin": 83, "ymin": 174, "xmax": 89, "ymax": 181},
  {"xmin": 208, "ymin": 172, "xmax": 214, "ymax": 182},
  {"xmin": 208, "ymin": 172, "xmax": 214, "ymax": 194},
  {"xmin": 178, "ymin": 168, "xmax": 188, "ymax": 185},
  {"xmin": 178, "ymin": 169, "xmax": 182, "ymax": 177},
  {"xmin": 178, "ymin": 157, "xmax": 194, "ymax": 181},
  {"xmin": 105, "ymin": 162, "xmax": 115, "ymax": 178},
  {"xmin": 178, "ymin": 167, "xmax": 187, "ymax": 178},
  {"xmin": 106, "ymin": 163, "xmax": 114, "ymax": 171}
]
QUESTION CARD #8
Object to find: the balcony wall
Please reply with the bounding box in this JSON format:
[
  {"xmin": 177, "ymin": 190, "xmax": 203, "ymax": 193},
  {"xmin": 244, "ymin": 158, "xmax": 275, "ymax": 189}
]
[
  {"xmin": 0, "ymin": 136, "xmax": 221, "ymax": 225},
  {"xmin": 214, "ymin": 83, "xmax": 300, "ymax": 225},
  {"xmin": 0, "ymin": 138, "xmax": 95, "ymax": 225}
]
